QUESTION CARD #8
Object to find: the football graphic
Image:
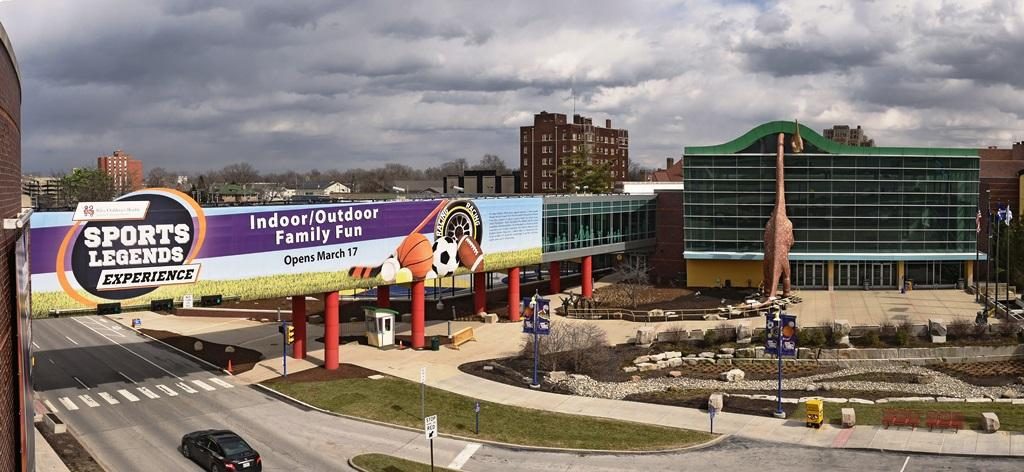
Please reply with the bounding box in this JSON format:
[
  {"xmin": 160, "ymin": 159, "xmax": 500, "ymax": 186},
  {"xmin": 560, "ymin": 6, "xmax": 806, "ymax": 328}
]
[{"xmin": 457, "ymin": 235, "xmax": 484, "ymax": 272}]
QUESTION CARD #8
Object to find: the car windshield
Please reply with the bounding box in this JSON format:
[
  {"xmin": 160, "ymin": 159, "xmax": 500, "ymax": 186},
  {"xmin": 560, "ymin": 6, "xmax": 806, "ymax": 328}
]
[{"xmin": 216, "ymin": 436, "xmax": 252, "ymax": 458}]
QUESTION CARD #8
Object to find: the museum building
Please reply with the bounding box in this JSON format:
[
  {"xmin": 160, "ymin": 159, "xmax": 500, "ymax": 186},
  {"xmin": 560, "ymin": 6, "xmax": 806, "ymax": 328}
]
[{"xmin": 683, "ymin": 121, "xmax": 980, "ymax": 290}]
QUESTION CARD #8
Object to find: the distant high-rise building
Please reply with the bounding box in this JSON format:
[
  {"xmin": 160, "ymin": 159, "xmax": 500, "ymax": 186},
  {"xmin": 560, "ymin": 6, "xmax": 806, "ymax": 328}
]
[
  {"xmin": 519, "ymin": 111, "xmax": 629, "ymax": 193},
  {"xmin": 822, "ymin": 125, "xmax": 874, "ymax": 147},
  {"xmin": 97, "ymin": 149, "xmax": 143, "ymax": 196}
]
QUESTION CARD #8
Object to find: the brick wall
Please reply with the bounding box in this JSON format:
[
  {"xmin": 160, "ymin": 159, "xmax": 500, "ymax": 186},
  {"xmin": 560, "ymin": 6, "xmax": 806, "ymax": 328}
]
[{"xmin": 0, "ymin": 25, "xmax": 22, "ymax": 472}]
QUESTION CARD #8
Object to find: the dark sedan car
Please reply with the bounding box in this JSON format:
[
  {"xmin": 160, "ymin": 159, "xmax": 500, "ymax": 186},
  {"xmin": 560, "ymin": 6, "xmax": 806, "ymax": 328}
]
[{"xmin": 181, "ymin": 430, "xmax": 262, "ymax": 472}]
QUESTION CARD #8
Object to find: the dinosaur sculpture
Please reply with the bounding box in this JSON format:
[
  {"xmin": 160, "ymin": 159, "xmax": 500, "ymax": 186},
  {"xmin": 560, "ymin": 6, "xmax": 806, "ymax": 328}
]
[{"xmin": 762, "ymin": 122, "xmax": 800, "ymax": 298}]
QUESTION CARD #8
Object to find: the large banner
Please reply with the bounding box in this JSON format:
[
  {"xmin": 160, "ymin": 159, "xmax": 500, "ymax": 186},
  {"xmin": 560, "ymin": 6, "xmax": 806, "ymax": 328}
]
[
  {"xmin": 30, "ymin": 189, "xmax": 542, "ymax": 315},
  {"xmin": 764, "ymin": 313, "xmax": 797, "ymax": 356}
]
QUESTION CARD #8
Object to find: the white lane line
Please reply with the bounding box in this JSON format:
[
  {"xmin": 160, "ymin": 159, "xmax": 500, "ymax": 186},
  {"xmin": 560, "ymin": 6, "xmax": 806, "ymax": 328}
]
[
  {"xmin": 208, "ymin": 378, "xmax": 234, "ymax": 389},
  {"xmin": 899, "ymin": 456, "xmax": 910, "ymax": 472},
  {"xmin": 48, "ymin": 359, "xmax": 55, "ymax": 365},
  {"xmin": 176, "ymin": 382, "xmax": 198, "ymax": 394},
  {"xmin": 191, "ymin": 380, "xmax": 216, "ymax": 392},
  {"xmin": 78, "ymin": 394, "xmax": 100, "ymax": 408},
  {"xmin": 118, "ymin": 371, "xmax": 137, "ymax": 384},
  {"xmin": 117, "ymin": 389, "xmax": 140, "ymax": 402},
  {"xmin": 32, "ymin": 342, "xmax": 40, "ymax": 349},
  {"xmin": 98, "ymin": 392, "xmax": 120, "ymax": 405},
  {"xmin": 59, "ymin": 397, "xmax": 79, "ymax": 411},
  {"xmin": 64, "ymin": 336, "xmax": 79, "ymax": 345},
  {"xmin": 43, "ymin": 399, "xmax": 58, "ymax": 413},
  {"xmin": 136, "ymin": 387, "xmax": 160, "ymax": 399},
  {"xmin": 71, "ymin": 317, "xmax": 183, "ymax": 381},
  {"xmin": 72, "ymin": 376, "xmax": 90, "ymax": 390},
  {"xmin": 155, "ymin": 384, "xmax": 178, "ymax": 397},
  {"xmin": 447, "ymin": 443, "xmax": 481, "ymax": 470}
]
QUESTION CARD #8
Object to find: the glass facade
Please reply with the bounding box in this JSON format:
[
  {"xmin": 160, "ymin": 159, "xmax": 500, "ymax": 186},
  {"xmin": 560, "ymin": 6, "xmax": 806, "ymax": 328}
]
[
  {"xmin": 542, "ymin": 197, "xmax": 656, "ymax": 252},
  {"xmin": 683, "ymin": 135, "xmax": 980, "ymax": 257}
]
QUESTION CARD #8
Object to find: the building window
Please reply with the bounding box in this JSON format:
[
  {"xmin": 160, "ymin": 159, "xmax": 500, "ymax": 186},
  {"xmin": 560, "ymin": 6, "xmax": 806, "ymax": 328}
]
[
  {"xmin": 523, "ymin": 147, "xmax": 528, "ymax": 154},
  {"xmin": 523, "ymin": 159, "xmax": 528, "ymax": 167}
]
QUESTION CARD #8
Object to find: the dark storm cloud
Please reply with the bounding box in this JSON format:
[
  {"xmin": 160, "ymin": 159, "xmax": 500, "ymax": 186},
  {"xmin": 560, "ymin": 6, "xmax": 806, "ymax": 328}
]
[{"xmin": 738, "ymin": 42, "xmax": 888, "ymax": 77}]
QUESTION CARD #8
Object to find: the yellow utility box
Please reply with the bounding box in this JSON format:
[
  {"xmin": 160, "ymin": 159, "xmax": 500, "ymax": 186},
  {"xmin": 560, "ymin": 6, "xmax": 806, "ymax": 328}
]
[{"xmin": 806, "ymin": 399, "xmax": 824, "ymax": 428}]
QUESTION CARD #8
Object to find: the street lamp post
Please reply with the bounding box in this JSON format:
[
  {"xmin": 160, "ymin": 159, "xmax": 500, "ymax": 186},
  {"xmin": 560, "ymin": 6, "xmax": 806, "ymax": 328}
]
[{"xmin": 529, "ymin": 291, "xmax": 540, "ymax": 389}]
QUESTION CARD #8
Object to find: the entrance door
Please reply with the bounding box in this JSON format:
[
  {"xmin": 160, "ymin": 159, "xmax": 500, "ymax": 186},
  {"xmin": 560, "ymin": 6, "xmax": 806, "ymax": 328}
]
[
  {"xmin": 837, "ymin": 263, "xmax": 859, "ymax": 288},
  {"xmin": 870, "ymin": 263, "xmax": 894, "ymax": 288},
  {"xmin": 379, "ymin": 317, "xmax": 394, "ymax": 346}
]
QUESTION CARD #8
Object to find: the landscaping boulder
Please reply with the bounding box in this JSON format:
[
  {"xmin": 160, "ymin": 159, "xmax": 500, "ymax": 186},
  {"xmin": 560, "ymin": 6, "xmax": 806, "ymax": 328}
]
[
  {"xmin": 546, "ymin": 371, "xmax": 569, "ymax": 382},
  {"xmin": 982, "ymin": 412, "xmax": 1000, "ymax": 433},
  {"xmin": 664, "ymin": 351, "xmax": 683, "ymax": 359},
  {"xmin": 635, "ymin": 327, "xmax": 658, "ymax": 346},
  {"xmin": 631, "ymin": 375, "xmax": 642, "ymax": 382},
  {"xmin": 482, "ymin": 365, "xmax": 494, "ymax": 371},
  {"xmin": 804, "ymin": 384, "xmax": 818, "ymax": 392},
  {"xmin": 1001, "ymin": 389, "xmax": 1019, "ymax": 399},
  {"xmin": 914, "ymin": 374, "xmax": 937, "ymax": 385},
  {"xmin": 622, "ymin": 366, "xmax": 638, "ymax": 373},
  {"xmin": 833, "ymin": 319, "xmax": 852, "ymax": 348},
  {"xmin": 797, "ymin": 347, "xmax": 814, "ymax": 359},
  {"xmin": 841, "ymin": 408, "xmax": 856, "ymax": 428},
  {"xmin": 637, "ymin": 363, "xmax": 658, "ymax": 372},
  {"xmin": 649, "ymin": 353, "xmax": 667, "ymax": 362},
  {"xmin": 633, "ymin": 355, "xmax": 651, "ymax": 365},
  {"xmin": 719, "ymin": 368, "xmax": 745, "ymax": 382},
  {"xmin": 569, "ymin": 374, "xmax": 588, "ymax": 381},
  {"xmin": 668, "ymin": 371, "xmax": 682, "ymax": 378},
  {"xmin": 715, "ymin": 353, "xmax": 734, "ymax": 359},
  {"xmin": 667, "ymin": 358, "xmax": 683, "ymax": 368},
  {"xmin": 735, "ymin": 325, "xmax": 752, "ymax": 344},
  {"xmin": 656, "ymin": 360, "xmax": 670, "ymax": 369},
  {"xmin": 708, "ymin": 393, "xmax": 724, "ymax": 411},
  {"xmin": 929, "ymin": 319, "xmax": 947, "ymax": 343},
  {"xmin": 719, "ymin": 347, "xmax": 735, "ymax": 355},
  {"xmin": 734, "ymin": 348, "xmax": 754, "ymax": 358},
  {"xmin": 689, "ymin": 329, "xmax": 705, "ymax": 340},
  {"xmin": 481, "ymin": 313, "xmax": 498, "ymax": 324},
  {"xmin": 685, "ymin": 358, "xmax": 698, "ymax": 366},
  {"xmin": 648, "ymin": 309, "xmax": 664, "ymax": 319},
  {"xmin": 699, "ymin": 351, "xmax": 715, "ymax": 358}
]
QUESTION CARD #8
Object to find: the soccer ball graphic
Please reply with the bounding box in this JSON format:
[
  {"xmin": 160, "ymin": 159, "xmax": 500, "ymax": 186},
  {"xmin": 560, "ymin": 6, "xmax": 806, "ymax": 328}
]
[{"xmin": 431, "ymin": 236, "xmax": 460, "ymax": 277}]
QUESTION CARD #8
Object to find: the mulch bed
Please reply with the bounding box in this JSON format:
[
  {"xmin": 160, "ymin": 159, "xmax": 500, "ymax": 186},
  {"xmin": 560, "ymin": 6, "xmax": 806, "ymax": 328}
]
[
  {"xmin": 37, "ymin": 423, "xmax": 104, "ymax": 472},
  {"xmin": 140, "ymin": 329, "xmax": 263, "ymax": 374},
  {"xmin": 660, "ymin": 362, "xmax": 841, "ymax": 381},
  {"xmin": 263, "ymin": 363, "xmax": 383, "ymax": 384},
  {"xmin": 459, "ymin": 358, "xmax": 575, "ymax": 394},
  {"xmin": 930, "ymin": 360, "xmax": 1024, "ymax": 387}
]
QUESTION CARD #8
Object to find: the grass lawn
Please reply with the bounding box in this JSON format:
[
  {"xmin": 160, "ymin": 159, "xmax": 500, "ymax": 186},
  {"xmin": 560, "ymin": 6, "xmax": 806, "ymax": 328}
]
[
  {"xmin": 814, "ymin": 401, "xmax": 1024, "ymax": 430},
  {"xmin": 265, "ymin": 376, "xmax": 713, "ymax": 451},
  {"xmin": 351, "ymin": 454, "xmax": 457, "ymax": 472}
]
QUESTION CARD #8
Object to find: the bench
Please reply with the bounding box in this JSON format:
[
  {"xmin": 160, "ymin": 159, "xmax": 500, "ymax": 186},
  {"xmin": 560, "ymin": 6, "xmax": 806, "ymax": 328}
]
[
  {"xmin": 925, "ymin": 411, "xmax": 964, "ymax": 432},
  {"xmin": 450, "ymin": 327, "xmax": 476, "ymax": 350},
  {"xmin": 882, "ymin": 409, "xmax": 919, "ymax": 429}
]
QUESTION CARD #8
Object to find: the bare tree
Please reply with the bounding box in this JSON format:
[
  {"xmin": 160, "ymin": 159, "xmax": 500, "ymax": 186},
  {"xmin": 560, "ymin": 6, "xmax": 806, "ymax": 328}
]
[
  {"xmin": 521, "ymin": 320, "xmax": 609, "ymax": 373},
  {"xmin": 472, "ymin": 154, "xmax": 509, "ymax": 173},
  {"xmin": 218, "ymin": 162, "xmax": 260, "ymax": 184},
  {"xmin": 146, "ymin": 167, "xmax": 175, "ymax": 188},
  {"xmin": 606, "ymin": 258, "xmax": 655, "ymax": 308}
]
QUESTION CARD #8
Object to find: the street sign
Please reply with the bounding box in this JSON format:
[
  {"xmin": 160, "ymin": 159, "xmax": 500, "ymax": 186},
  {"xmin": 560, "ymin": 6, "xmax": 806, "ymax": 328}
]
[
  {"xmin": 424, "ymin": 414, "xmax": 438, "ymax": 440},
  {"xmin": 131, "ymin": 318, "xmax": 141, "ymax": 328},
  {"xmin": 182, "ymin": 294, "xmax": 194, "ymax": 309}
]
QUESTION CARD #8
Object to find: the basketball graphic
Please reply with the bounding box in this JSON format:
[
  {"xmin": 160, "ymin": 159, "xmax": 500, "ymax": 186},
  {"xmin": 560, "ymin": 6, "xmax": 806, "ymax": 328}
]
[
  {"xmin": 431, "ymin": 236, "xmax": 460, "ymax": 277},
  {"xmin": 457, "ymin": 235, "xmax": 484, "ymax": 272},
  {"xmin": 396, "ymin": 233, "xmax": 433, "ymax": 278}
]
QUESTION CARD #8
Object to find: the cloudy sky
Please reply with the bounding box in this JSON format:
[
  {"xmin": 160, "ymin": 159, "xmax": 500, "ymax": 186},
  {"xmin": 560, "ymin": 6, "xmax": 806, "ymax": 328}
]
[{"xmin": 3, "ymin": 0, "xmax": 1024, "ymax": 174}]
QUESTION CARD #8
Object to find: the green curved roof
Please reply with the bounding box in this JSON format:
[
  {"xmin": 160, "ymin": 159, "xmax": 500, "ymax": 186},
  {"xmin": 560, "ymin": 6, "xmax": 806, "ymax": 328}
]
[{"xmin": 684, "ymin": 121, "xmax": 978, "ymax": 157}]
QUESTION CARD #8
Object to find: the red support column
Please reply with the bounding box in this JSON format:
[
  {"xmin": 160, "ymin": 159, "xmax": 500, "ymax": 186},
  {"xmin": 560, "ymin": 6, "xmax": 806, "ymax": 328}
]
[
  {"xmin": 323, "ymin": 291, "xmax": 339, "ymax": 370},
  {"xmin": 508, "ymin": 267, "xmax": 521, "ymax": 321},
  {"xmin": 473, "ymin": 271, "xmax": 487, "ymax": 315},
  {"xmin": 549, "ymin": 261, "xmax": 561, "ymax": 294},
  {"xmin": 411, "ymin": 280, "xmax": 425, "ymax": 349},
  {"xmin": 582, "ymin": 256, "xmax": 593, "ymax": 298},
  {"xmin": 291, "ymin": 295, "xmax": 306, "ymax": 360},
  {"xmin": 377, "ymin": 285, "xmax": 390, "ymax": 308}
]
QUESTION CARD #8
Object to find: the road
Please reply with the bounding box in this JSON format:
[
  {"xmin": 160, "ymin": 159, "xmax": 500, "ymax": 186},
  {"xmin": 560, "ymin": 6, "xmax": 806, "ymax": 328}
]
[{"xmin": 33, "ymin": 315, "xmax": 1024, "ymax": 472}]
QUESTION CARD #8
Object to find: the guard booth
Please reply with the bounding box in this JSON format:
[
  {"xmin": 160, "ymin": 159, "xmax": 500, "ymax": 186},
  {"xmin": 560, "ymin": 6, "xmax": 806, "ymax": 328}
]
[{"xmin": 364, "ymin": 306, "xmax": 398, "ymax": 348}]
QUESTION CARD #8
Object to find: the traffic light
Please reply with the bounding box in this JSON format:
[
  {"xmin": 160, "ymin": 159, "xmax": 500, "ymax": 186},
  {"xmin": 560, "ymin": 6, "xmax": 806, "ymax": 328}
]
[{"xmin": 286, "ymin": 324, "xmax": 295, "ymax": 345}]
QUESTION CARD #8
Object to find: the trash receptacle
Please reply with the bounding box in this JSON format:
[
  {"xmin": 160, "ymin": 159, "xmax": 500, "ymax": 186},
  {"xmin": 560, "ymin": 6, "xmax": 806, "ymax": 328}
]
[{"xmin": 430, "ymin": 336, "xmax": 440, "ymax": 351}]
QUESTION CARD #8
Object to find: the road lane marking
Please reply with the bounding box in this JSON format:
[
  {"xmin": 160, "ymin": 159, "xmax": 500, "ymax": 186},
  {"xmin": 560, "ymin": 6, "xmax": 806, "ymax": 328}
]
[
  {"xmin": 117, "ymin": 389, "xmax": 140, "ymax": 402},
  {"xmin": 208, "ymin": 378, "xmax": 234, "ymax": 389},
  {"xmin": 59, "ymin": 397, "xmax": 79, "ymax": 411},
  {"xmin": 78, "ymin": 394, "xmax": 100, "ymax": 408},
  {"xmin": 899, "ymin": 456, "xmax": 910, "ymax": 472},
  {"xmin": 447, "ymin": 443, "xmax": 481, "ymax": 470},
  {"xmin": 155, "ymin": 384, "xmax": 178, "ymax": 397},
  {"xmin": 43, "ymin": 399, "xmax": 58, "ymax": 413},
  {"xmin": 98, "ymin": 392, "xmax": 120, "ymax": 405},
  {"xmin": 136, "ymin": 387, "xmax": 160, "ymax": 399},
  {"xmin": 32, "ymin": 342, "xmax": 40, "ymax": 349},
  {"xmin": 118, "ymin": 371, "xmax": 137, "ymax": 384},
  {"xmin": 71, "ymin": 317, "xmax": 183, "ymax": 380},
  {"xmin": 176, "ymin": 382, "xmax": 198, "ymax": 394},
  {"xmin": 191, "ymin": 380, "xmax": 216, "ymax": 392},
  {"xmin": 64, "ymin": 336, "xmax": 79, "ymax": 345},
  {"xmin": 72, "ymin": 376, "xmax": 90, "ymax": 390}
]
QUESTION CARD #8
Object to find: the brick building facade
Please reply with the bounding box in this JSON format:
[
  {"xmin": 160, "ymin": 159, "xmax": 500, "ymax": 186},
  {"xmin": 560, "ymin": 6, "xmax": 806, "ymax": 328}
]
[
  {"xmin": 519, "ymin": 111, "xmax": 628, "ymax": 193},
  {"xmin": 0, "ymin": 21, "xmax": 32, "ymax": 471},
  {"xmin": 98, "ymin": 149, "xmax": 143, "ymax": 196}
]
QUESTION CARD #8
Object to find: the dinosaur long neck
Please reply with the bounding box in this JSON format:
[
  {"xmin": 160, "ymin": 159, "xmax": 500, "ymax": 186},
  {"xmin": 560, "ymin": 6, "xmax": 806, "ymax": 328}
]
[{"xmin": 775, "ymin": 133, "xmax": 786, "ymax": 215}]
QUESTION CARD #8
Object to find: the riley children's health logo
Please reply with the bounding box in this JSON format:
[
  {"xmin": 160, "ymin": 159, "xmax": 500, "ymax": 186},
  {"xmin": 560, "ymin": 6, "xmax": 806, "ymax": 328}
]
[{"xmin": 56, "ymin": 189, "xmax": 207, "ymax": 306}]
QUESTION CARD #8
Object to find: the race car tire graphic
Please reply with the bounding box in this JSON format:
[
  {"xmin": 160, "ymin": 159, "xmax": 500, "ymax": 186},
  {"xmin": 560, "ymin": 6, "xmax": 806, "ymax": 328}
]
[{"xmin": 435, "ymin": 200, "xmax": 482, "ymax": 243}]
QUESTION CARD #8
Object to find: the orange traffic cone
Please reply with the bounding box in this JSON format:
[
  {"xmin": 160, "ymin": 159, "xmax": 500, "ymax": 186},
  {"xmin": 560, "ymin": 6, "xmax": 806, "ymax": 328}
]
[{"xmin": 226, "ymin": 359, "xmax": 233, "ymax": 375}]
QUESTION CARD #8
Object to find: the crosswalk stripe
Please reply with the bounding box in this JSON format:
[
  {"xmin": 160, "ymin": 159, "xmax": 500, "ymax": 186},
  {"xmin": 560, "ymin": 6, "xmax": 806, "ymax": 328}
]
[
  {"xmin": 155, "ymin": 384, "xmax": 178, "ymax": 397},
  {"xmin": 117, "ymin": 389, "xmax": 140, "ymax": 402},
  {"xmin": 176, "ymin": 382, "xmax": 198, "ymax": 394},
  {"xmin": 59, "ymin": 397, "xmax": 79, "ymax": 411},
  {"xmin": 43, "ymin": 399, "xmax": 58, "ymax": 413},
  {"xmin": 98, "ymin": 392, "xmax": 120, "ymax": 405},
  {"xmin": 137, "ymin": 387, "xmax": 160, "ymax": 399},
  {"xmin": 78, "ymin": 394, "xmax": 100, "ymax": 408},
  {"xmin": 208, "ymin": 378, "xmax": 234, "ymax": 389},
  {"xmin": 191, "ymin": 379, "xmax": 216, "ymax": 392}
]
